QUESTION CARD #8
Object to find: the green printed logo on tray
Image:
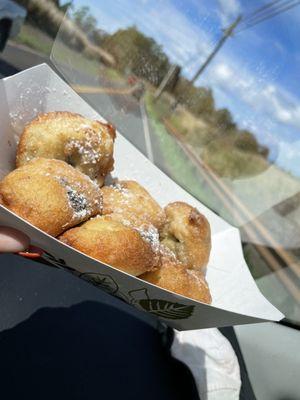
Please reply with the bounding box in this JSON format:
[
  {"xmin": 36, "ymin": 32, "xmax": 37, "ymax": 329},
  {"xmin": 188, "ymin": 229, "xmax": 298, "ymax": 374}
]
[
  {"xmin": 137, "ymin": 299, "xmax": 194, "ymax": 319},
  {"xmin": 80, "ymin": 272, "xmax": 119, "ymax": 295},
  {"xmin": 128, "ymin": 288, "xmax": 195, "ymax": 320},
  {"xmin": 40, "ymin": 253, "xmax": 194, "ymax": 320}
]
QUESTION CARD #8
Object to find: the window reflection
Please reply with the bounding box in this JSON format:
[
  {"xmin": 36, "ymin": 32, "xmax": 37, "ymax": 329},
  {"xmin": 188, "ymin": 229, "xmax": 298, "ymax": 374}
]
[{"xmin": 2, "ymin": 0, "xmax": 300, "ymax": 326}]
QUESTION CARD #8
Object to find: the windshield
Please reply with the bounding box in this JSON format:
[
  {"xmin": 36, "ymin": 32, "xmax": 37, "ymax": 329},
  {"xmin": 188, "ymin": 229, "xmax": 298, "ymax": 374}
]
[{"xmin": 1, "ymin": 0, "xmax": 300, "ymax": 327}]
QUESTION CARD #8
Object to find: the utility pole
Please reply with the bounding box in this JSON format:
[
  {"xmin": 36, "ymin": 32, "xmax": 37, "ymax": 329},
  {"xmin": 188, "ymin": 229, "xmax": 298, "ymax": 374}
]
[
  {"xmin": 154, "ymin": 65, "xmax": 180, "ymax": 100},
  {"xmin": 190, "ymin": 15, "xmax": 242, "ymax": 85},
  {"xmin": 170, "ymin": 15, "xmax": 242, "ymax": 111}
]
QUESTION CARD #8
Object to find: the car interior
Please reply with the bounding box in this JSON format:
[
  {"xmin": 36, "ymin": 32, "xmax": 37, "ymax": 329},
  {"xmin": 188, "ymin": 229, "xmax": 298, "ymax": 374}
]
[{"xmin": 0, "ymin": 1, "xmax": 299, "ymax": 399}]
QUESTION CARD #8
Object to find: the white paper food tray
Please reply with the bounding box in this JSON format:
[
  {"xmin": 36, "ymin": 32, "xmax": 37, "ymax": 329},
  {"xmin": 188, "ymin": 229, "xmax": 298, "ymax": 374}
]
[{"xmin": 0, "ymin": 64, "xmax": 284, "ymax": 330}]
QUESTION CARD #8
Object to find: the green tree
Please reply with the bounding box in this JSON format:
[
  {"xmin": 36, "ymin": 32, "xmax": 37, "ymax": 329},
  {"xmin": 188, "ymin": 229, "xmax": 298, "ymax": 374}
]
[
  {"xmin": 91, "ymin": 29, "xmax": 109, "ymax": 47},
  {"xmin": 59, "ymin": 1, "xmax": 72, "ymax": 13},
  {"xmin": 213, "ymin": 108, "xmax": 236, "ymax": 131},
  {"xmin": 172, "ymin": 77, "xmax": 215, "ymax": 118},
  {"xmin": 102, "ymin": 27, "xmax": 170, "ymax": 86},
  {"xmin": 235, "ymin": 130, "xmax": 269, "ymax": 157},
  {"xmin": 72, "ymin": 6, "xmax": 97, "ymax": 36}
]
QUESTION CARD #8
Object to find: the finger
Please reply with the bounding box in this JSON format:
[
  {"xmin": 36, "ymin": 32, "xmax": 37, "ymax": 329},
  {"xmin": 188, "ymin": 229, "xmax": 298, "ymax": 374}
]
[
  {"xmin": 0, "ymin": 227, "xmax": 30, "ymax": 253},
  {"xmin": 18, "ymin": 245, "xmax": 44, "ymax": 259}
]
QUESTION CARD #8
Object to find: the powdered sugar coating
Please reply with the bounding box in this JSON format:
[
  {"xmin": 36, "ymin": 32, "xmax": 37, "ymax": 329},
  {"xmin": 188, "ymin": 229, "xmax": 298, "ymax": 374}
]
[
  {"xmin": 101, "ymin": 180, "xmax": 166, "ymax": 232},
  {"xmin": 16, "ymin": 112, "xmax": 116, "ymax": 186},
  {"xmin": 64, "ymin": 184, "xmax": 89, "ymax": 219},
  {"xmin": 65, "ymin": 128, "xmax": 103, "ymax": 166},
  {"xmin": 58, "ymin": 176, "xmax": 101, "ymax": 221},
  {"xmin": 186, "ymin": 269, "xmax": 204, "ymax": 285},
  {"xmin": 159, "ymin": 243, "xmax": 178, "ymax": 261},
  {"xmin": 111, "ymin": 182, "xmax": 130, "ymax": 194},
  {"xmin": 2, "ymin": 158, "xmax": 102, "ymax": 237},
  {"xmin": 134, "ymin": 224, "xmax": 161, "ymax": 253},
  {"xmin": 43, "ymin": 167, "xmax": 102, "ymax": 223}
]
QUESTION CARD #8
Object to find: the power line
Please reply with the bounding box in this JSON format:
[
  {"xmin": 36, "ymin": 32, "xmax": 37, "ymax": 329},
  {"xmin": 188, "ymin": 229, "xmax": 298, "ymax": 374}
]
[
  {"xmin": 190, "ymin": 16, "xmax": 242, "ymax": 84},
  {"xmin": 237, "ymin": 0, "xmax": 300, "ymax": 33},
  {"xmin": 184, "ymin": 0, "xmax": 298, "ymax": 81},
  {"xmin": 169, "ymin": 0, "xmax": 299, "ymax": 101},
  {"xmin": 169, "ymin": 16, "xmax": 242, "ymax": 108},
  {"xmin": 241, "ymin": 0, "xmax": 292, "ymax": 23},
  {"xmin": 239, "ymin": 0, "xmax": 299, "ymax": 27},
  {"xmin": 237, "ymin": 1, "xmax": 300, "ymax": 33}
]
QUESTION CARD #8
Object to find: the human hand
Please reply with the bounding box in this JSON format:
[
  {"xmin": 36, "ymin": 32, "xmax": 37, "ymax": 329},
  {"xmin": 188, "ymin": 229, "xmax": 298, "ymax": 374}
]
[{"xmin": 0, "ymin": 226, "xmax": 30, "ymax": 253}]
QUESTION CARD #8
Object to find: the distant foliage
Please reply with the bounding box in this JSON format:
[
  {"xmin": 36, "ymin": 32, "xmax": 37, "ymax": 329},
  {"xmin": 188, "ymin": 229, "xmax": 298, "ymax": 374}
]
[
  {"xmin": 234, "ymin": 131, "xmax": 268, "ymax": 157},
  {"xmin": 173, "ymin": 77, "xmax": 215, "ymax": 117},
  {"xmin": 16, "ymin": 1, "xmax": 269, "ymax": 170},
  {"xmin": 72, "ymin": 5, "xmax": 97, "ymax": 37},
  {"xmin": 15, "ymin": 0, "xmax": 70, "ymax": 37},
  {"xmin": 102, "ymin": 27, "xmax": 170, "ymax": 86}
]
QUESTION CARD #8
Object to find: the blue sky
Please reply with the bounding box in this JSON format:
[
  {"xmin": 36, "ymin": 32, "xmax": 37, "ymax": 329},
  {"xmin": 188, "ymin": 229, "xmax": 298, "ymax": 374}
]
[{"xmin": 70, "ymin": 0, "xmax": 300, "ymax": 177}]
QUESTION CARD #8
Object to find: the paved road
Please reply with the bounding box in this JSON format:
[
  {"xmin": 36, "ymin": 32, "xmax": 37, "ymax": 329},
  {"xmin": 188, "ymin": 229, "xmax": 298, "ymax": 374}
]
[{"xmin": 0, "ymin": 42, "xmax": 47, "ymax": 75}]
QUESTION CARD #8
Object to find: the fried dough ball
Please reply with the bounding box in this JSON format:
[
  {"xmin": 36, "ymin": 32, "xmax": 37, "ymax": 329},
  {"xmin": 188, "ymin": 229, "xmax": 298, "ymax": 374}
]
[
  {"xmin": 101, "ymin": 180, "xmax": 166, "ymax": 230},
  {"xmin": 140, "ymin": 260, "xmax": 212, "ymax": 304},
  {"xmin": 160, "ymin": 202, "xmax": 211, "ymax": 271},
  {"xmin": 0, "ymin": 158, "xmax": 102, "ymax": 237},
  {"xmin": 16, "ymin": 111, "xmax": 116, "ymax": 186},
  {"xmin": 59, "ymin": 215, "xmax": 159, "ymax": 276}
]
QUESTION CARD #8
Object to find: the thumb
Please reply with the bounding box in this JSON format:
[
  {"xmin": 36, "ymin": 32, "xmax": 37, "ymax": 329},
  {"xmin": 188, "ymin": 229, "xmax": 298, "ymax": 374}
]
[{"xmin": 0, "ymin": 227, "xmax": 30, "ymax": 253}]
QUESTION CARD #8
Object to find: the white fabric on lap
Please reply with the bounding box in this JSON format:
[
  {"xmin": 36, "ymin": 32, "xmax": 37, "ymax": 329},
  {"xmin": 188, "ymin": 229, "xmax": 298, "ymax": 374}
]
[{"xmin": 171, "ymin": 328, "xmax": 241, "ymax": 400}]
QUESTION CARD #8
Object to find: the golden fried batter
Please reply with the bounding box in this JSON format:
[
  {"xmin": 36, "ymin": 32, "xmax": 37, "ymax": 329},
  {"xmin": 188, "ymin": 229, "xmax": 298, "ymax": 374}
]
[
  {"xmin": 0, "ymin": 158, "xmax": 102, "ymax": 237},
  {"xmin": 59, "ymin": 215, "xmax": 159, "ymax": 276},
  {"xmin": 16, "ymin": 111, "xmax": 116, "ymax": 186},
  {"xmin": 140, "ymin": 260, "xmax": 212, "ymax": 304},
  {"xmin": 101, "ymin": 180, "xmax": 166, "ymax": 230},
  {"xmin": 160, "ymin": 202, "xmax": 211, "ymax": 271}
]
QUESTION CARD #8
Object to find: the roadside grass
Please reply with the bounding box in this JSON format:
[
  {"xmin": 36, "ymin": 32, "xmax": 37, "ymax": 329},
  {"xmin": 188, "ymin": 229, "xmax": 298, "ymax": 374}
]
[
  {"xmin": 16, "ymin": 24, "xmax": 100, "ymax": 77},
  {"xmin": 145, "ymin": 92, "xmax": 226, "ymax": 214},
  {"xmin": 51, "ymin": 40, "xmax": 100, "ymax": 77},
  {"xmin": 201, "ymin": 139, "xmax": 270, "ymax": 179},
  {"xmin": 13, "ymin": 23, "xmax": 126, "ymax": 85},
  {"xmin": 14, "ymin": 23, "xmax": 53, "ymax": 55},
  {"xmin": 146, "ymin": 93, "xmax": 300, "ymax": 296},
  {"xmin": 102, "ymin": 67, "xmax": 126, "ymax": 84},
  {"xmin": 146, "ymin": 92, "xmax": 270, "ymax": 179}
]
